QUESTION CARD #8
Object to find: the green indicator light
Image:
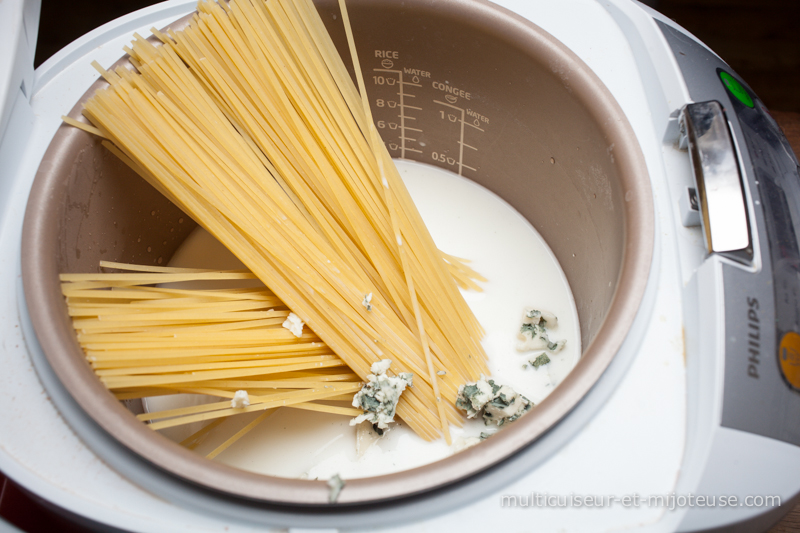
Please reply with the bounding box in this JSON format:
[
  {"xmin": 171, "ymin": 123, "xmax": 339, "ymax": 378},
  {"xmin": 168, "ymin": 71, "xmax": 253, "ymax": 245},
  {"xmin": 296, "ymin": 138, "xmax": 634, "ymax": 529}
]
[{"xmin": 720, "ymin": 71, "xmax": 754, "ymax": 108}]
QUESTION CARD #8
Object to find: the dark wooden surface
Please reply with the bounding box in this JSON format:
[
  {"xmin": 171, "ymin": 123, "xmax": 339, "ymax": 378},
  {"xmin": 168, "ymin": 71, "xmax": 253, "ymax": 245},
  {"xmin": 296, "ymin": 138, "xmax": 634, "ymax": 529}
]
[
  {"xmin": 658, "ymin": 0, "xmax": 800, "ymax": 113},
  {"xmin": 772, "ymin": 499, "xmax": 800, "ymax": 533}
]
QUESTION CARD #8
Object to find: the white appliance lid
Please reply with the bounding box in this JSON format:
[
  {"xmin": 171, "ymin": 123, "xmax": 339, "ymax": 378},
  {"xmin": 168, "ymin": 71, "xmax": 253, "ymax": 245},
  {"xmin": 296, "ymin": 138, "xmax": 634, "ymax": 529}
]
[{"xmin": 0, "ymin": 0, "xmax": 40, "ymax": 146}]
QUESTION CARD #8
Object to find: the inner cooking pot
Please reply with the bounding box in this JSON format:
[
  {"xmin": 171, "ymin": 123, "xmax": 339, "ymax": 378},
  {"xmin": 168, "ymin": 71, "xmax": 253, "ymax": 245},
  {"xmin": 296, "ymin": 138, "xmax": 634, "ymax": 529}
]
[{"xmin": 21, "ymin": 0, "xmax": 653, "ymax": 506}]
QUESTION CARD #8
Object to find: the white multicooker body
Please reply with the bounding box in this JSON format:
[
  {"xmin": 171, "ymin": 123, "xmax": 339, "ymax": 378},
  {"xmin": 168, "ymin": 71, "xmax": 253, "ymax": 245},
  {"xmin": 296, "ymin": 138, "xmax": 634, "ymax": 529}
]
[{"xmin": 1, "ymin": 0, "xmax": 799, "ymax": 531}]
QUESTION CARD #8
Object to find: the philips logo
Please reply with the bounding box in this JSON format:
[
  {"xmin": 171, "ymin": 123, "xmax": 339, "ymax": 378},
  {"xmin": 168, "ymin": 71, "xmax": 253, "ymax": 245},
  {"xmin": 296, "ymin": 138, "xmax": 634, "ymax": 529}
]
[{"xmin": 747, "ymin": 297, "xmax": 760, "ymax": 379}]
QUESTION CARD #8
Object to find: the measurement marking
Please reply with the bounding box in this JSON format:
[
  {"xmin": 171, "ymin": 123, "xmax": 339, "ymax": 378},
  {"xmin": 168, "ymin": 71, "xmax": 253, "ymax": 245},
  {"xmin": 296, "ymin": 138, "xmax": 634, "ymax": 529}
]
[
  {"xmin": 433, "ymin": 99, "xmax": 485, "ymax": 176},
  {"xmin": 374, "ymin": 70, "xmax": 423, "ymax": 86},
  {"xmin": 374, "ymin": 67, "xmax": 427, "ymax": 159},
  {"xmin": 435, "ymin": 101, "xmax": 486, "ymax": 132},
  {"xmin": 458, "ymin": 110, "xmax": 465, "ymax": 175},
  {"xmin": 398, "ymin": 70, "xmax": 406, "ymax": 158},
  {"xmin": 461, "ymin": 163, "xmax": 477, "ymax": 172},
  {"xmin": 433, "ymin": 100, "xmax": 461, "ymax": 110}
]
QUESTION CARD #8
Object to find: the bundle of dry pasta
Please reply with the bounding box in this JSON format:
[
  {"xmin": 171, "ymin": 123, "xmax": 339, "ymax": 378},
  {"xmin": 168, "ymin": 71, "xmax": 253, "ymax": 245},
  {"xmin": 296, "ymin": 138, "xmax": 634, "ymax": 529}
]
[
  {"xmin": 61, "ymin": 261, "xmax": 364, "ymax": 432},
  {"xmin": 76, "ymin": 0, "xmax": 489, "ymax": 442}
]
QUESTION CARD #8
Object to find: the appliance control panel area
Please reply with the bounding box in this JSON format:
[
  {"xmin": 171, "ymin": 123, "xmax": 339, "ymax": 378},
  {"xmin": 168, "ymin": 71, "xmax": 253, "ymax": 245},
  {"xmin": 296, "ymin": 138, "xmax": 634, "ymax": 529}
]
[{"xmin": 659, "ymin": 20, "xmax": 800, "ymax": 446}]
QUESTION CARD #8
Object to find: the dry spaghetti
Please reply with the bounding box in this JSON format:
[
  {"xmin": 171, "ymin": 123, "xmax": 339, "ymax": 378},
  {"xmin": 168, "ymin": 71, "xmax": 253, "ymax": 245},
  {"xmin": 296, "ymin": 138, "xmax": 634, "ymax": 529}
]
[{"xmin": 72, "ymin": 0, "xmax": 489, "ymax": 442}]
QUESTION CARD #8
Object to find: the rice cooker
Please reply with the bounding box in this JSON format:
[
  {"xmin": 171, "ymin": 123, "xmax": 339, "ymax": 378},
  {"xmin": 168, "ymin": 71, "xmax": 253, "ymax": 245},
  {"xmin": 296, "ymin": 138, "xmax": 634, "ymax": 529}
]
[{"xmin": 1, "ymin": 0, "xmax": 799, "ymax": 531}]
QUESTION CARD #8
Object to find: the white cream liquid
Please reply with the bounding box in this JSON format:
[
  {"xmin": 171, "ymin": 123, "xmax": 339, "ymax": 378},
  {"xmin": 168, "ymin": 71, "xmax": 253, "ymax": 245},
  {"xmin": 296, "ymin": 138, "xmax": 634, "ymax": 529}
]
[{"xmin": 144, "ymin": 160, "xmax": 580, "ymax": 479}]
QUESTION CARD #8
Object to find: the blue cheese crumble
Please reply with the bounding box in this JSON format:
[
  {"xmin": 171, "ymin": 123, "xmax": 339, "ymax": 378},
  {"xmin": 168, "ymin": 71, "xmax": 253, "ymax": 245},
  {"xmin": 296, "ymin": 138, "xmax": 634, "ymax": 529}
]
[
  {"xmin": 230, "ymin": 390, "xmax": 250, "ymax": 408},
  {"xmin": 456, "ymin": 376, "xmax": 532, "ymax": 426},
  {"xmin": 327, "ymin": 473, "xmax": 345, "ymax": 503},
  {"xmin": 452, "ymin": 431, "xmax": 495, "ymax": 453},
  {"xmin": 362, "ymin": 293, "xmax": 373, "ymax": 311},
  {"xmin": 530, "ymin": 352, "xmax": 551, "ymax": 368},
  {"xmin": 282, "ymin": 312, "xmax": 304, "ymax": 337},
  {"xmin": 516, "ymin": 307, "xmax": 565, "ymax": 353},
  {"xmin": 350, "ymin": 359, "xmax": 413, "ymax": 435}
]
